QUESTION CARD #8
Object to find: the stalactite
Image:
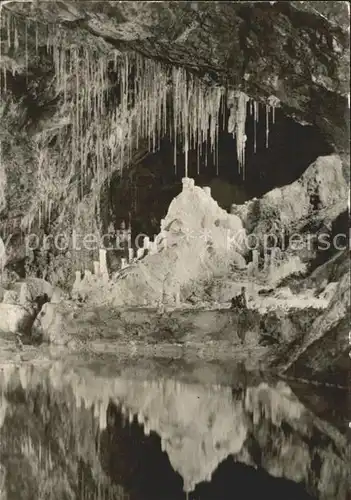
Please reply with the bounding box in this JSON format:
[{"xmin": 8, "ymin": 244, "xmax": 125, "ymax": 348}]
[
  {"xmin": 35, "ymin": 21, "xmax": 38, "ymax": 55},
  {"xmin": 25, "ymin": 21, "xmax": 28, "ymax": 77},
  {"xmin": 235, "ymin": 92, "xmax": 249, "ymax": 177},
  {"xmin": 14, "ymin": 18, "xmax": 18, "ymax": 50},
  {"xmin": 253, "ymin": 101, "xmax": 258, "ymax": 154},
  {"xmin": 6, "ymin": 11, "xmax": 10, "ymax": 49},
  {"xmin": 265, "ymin": 104, "xmax": 269, "ymax": 148}
]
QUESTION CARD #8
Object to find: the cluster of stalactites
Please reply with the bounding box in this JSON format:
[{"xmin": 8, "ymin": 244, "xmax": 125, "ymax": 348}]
[
  {"xmin": 48, "ymin": 46, "xmax": 278, "ymax": 181},
  {"xmin": 0, "ymin": 9, "xmax": 280, "ymax": 227}
]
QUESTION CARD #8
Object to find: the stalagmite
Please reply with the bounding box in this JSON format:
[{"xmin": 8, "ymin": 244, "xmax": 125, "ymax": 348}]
[
  {"xmin": 136, "ymin": 248, "xmax": 144, "ymax": 260},
  {"xmin": 149, "ymin": 240, "xmax": 157, "ymax": 255},
  {"xmin": 73, "ymin": 271, "xmax": 81, "ymax": 291},
  {"xmin": 263, "ymin": 250, "xmax": 271, "ymax": 272},
  {"xmin": 143, "ymin": 236, "xmax": 150, "ymax": 250},
  {"xmin": 128, "ymin": 248, "xmax": 134, "ymax": 262},
  {"xmin": 270, "ymin": 247, "xmax": 281, "ymax": 275},
  {"xmin": 19, "ymin": 366, "xmax": 28, "ymax": 390},
  {"xmin": 99, "ymin": 249, "xmax": 108, "ymax": 276},
  {"xmin": 252, "ymin": 249, "xmax": 259, "ymax": 270},
  {"xmin": 93, "ymin": 261, "xmax": 100, "ymax": 276}
]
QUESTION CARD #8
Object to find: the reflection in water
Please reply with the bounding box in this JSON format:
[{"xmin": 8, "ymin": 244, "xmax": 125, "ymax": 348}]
[{"xmin": 0, "ymin": 359, "xmax": 349, "ymax": 500}]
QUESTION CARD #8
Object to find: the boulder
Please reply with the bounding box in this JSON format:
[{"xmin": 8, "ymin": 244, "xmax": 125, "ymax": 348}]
[
  {"xmin": 31, "ymin": 302, "xmax": 75, "ymax": 345},
  {"xmin": 0, "ymin": 303, "xmax": 34, "ymax": 333},
  {"xmin": 2, "ymin": 290, "xmax": 18, "ymax": 305}
]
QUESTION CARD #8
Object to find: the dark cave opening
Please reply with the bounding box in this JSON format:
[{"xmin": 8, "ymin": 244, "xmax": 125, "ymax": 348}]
[{"xmin": 101, "ymin": 105, "xmax": 333, "ymax": 245}]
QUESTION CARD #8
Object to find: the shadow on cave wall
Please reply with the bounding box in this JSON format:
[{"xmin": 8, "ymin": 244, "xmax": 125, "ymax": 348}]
[{"xmin": 100, "ymin": 106, "xmax": 333, "ymax": 241}]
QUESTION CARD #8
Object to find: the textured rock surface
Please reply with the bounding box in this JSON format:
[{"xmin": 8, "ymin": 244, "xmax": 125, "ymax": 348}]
[
  {"xmin": 232, "ymin": 154, "xmax": 348, "ymax": 244},
  {"xmin": 9, "ymin": 277, "xmax": 54, "ymax": 302},
  {"xmin": 2, "ymin": 1, "xmax": 349, "ymax": 150},
  {"xmin": 280, "ymin": 270, "xmax": 350, "ymax": 381},
  {"xmin": 0, "ymin": 303, "xmax": 33, "ymax": 333},
  {"xmin": 0, "ymin": 2, "xmax": 349, "ymax": 283},
  {"xmin": 31, "ymin": 301, "xmax": 77, "ymax": 345}
]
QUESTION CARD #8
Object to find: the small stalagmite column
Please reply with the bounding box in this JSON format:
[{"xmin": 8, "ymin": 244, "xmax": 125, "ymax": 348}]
[
  {"xmin": 143, "ymin": 236, "xmax": 150, "ymax": 251},
  {"xmin": 252, "ymin": 249, "xmax": 259, "ymax": 271},
  {"xmin": 263, "ymin": 249, "xmax": 271, "ymax": 272},
  {"xmin": 93, "ymin": 261, "xmax": 100, "ymax": 276},
  {"xmin": 128, "ymin": 248, "xmax": 134, "ymax": 262},
  {"xmin": 73, "ymin": 270, "xmax": 81, "ymax": 291},
  {"xmin": 270, "ymin": 247, "xmax": 281, "ymax": 276},
  {"xmin": 182, "ymin": 177, "xmax": 194, "ymax": 191},
  {"xmin": 99, "ymin": 249, "xmax": 109, "ymax": 282},
  {"xmin": 149, "ymin": 239, "xmax": 158, "ymax": 255}
]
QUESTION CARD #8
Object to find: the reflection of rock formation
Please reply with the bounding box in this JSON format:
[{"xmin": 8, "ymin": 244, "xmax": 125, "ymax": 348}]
[{"xmin": 0, "ymin": 362, "xmax": 349, "ymax": 499}]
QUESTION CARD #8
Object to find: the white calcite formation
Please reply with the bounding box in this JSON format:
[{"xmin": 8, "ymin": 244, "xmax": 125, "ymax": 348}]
[
  {"xmin": 80, "ymin": 178, "xmax": 248, "ymax": 306},
  {"xmin": 128, "ymin": 248, "xmax": 134, "ymax": 262},
  {"xmin": 99, "ymin": 249, "xmax": 108, "ymax": 276},
  {"xmin": 93, "ymin": 261, "xmax": 100, "ymax": 276}
]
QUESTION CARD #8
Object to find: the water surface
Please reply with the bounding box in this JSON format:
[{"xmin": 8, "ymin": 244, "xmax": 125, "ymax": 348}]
[{"xmin": 0, "ymin": 350, "xmax": 349, "ymax": 500}]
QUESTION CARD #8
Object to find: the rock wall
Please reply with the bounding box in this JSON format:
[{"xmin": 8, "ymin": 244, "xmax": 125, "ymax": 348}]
[
  {"xmin": 281, "ymin": 270, "xmax": 350, "ymax": 381},
  {"xmin": 232, "ymin": 154, "xmax": 348, "ymax": 239}
]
